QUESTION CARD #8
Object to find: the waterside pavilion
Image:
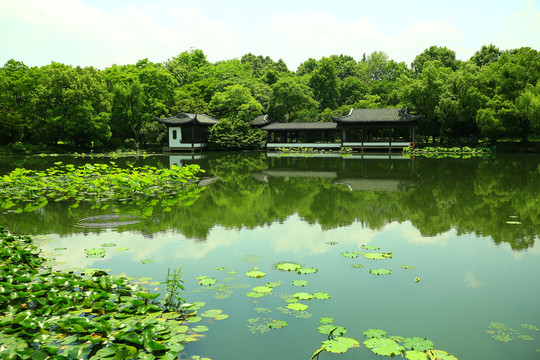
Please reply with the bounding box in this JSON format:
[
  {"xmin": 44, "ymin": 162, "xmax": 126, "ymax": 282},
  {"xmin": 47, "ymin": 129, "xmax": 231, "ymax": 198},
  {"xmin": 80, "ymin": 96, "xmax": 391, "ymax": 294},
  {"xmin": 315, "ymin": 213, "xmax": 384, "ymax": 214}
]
[{"xmin": 154, "ymin": 113, "xmax": 219, "ymax": 150}]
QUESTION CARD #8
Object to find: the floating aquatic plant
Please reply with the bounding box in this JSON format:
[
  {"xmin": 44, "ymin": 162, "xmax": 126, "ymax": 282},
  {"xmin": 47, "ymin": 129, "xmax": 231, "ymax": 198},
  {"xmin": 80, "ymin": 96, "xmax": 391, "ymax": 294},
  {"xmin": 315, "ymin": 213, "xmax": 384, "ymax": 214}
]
[
  {"xmin": 276, "ymin": 262, "xmax": 302, "ymax": 271},
  {"xmin": 246, "ymin": 292, "xmax": 265, "ymax": 298},
  {"xmin": 364, "ymin": 253, "xmax": 387, "ymax": 260},
  {"xmin": 101, "ymin": 243, "xmax": 116, "ymax": 247},
  {"xmin": 319, "ymin": 317, "xmax": 335, "ymax": 324},
  {"xmin": 253, "ymin": 286, "xmax": 273, "ymax": 294},
  {"xmin": 318, "ymin": 325, "xmax": 347, "ymax": 336},
  {"xmin": 401, "ymin": 265, "xmax": 415, "ymax": 269},
  {"xmin": 325, "ymin": 241, "xmax": 338, "ymax": 245},
  {"xmin": 268, "ymin": 320, "xmax": 288, "ymax": 329},
  {"xmin": 363, "ymin": 329, "xmax": 387, "ymax": 338},
  {"xmin": 364, "ymin": 337, "xmax": 405, "ymax": 357},
  {"xmin": 265, "ymin": 281, "xmax": 282, "ymax": 288},
  {"xmin": 216, "ymin": 267, "xmax": 226, "ymax": 271},
  {"xmin": 403, "ymin": 337, "xmax": 434, "ymax": 351},
  {"xmin": 291, "ymin": 280, "xmax": 309, "ymax": 287},
  {"xmin": 298, "ymin": 267, "xmax": 318, "ymax": 275},
  {"xmin": 199, "ymin": 278, "xmax": 217, "ymax": 286},
  {"xmin": 312, "ymin": 292, "xmax": 331, "ymax": 300},
  {"xmin": 84, "ymin": 248, "xmax": 106, "ymax": 258},
  {"xmin": 247, "ymin": 317, "xmax": 273, "ymax": 334},
  {"xmin": 370, "ymin": 268, "xmax": 392, "ymax": 275},
  {"xmin": 192, "ymin": 325, "xmax": 209, "ymax": 333},
  {"xmin": 286, "ymin": 303, "xmax": 309, "ymax": 311},
  {"xmin": 426, "ymin": 350, "xmax": 458, "ymax": 360},
  {"xmin": 320, "ymin": 337, "xmax": 359, "ymax": 354},
  {"xmin": 246, "ymin": 270, "xmax": 267, "ymax": 278},
  {"xmin": 140, "ymin": 259, "xmax": 153, "ymax": 264},
  {"xmin": 255, "ymin": 307, "xmax": 272, "ymax": 314},
  {"xmin": 341, "ymin": 252, "xmax": 359, "ymax": 258},
  {"xmin": 405, "ymin": 350, "xmax": 428, "ymax": 360},
  {"xmin": 293, "ymin": 292, "xmax": 313, "ymax": 300},
  {"xmin": 522, "ymin": 324, "xmax": 538, "ymax": 330},
  {"xmin": 116, "ymin": 247, "xmax": 130, "ymax": 251},
  {"xmin": 200, "ymin": 310, "xmax": 222, "ymax": 318},
  {"xmin": 352, "ymin": 264, "xmax": 364, "ymax": 268},
  {"xmin": 362, "ymin": 245, "xmax": 380, "ymax": 250},
  {"xmin": 227, "ymin": 270, "xmax": 238, "ymax": 275}
]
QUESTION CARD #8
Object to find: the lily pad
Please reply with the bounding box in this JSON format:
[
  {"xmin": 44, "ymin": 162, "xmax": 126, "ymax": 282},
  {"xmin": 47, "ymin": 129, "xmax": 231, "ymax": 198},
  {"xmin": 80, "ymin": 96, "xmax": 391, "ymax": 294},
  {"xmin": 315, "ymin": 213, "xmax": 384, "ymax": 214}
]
[
  {"xmin": 406, "ymin": 350, "xmax": 428, "ymax": 360},
  {"xmin": 246, "ymin": 270, "xmax": 266, "ymax": 278},
  {"xmin": 319, "ymin": 317, "xmax": 335, "ymax": 324},
  {"xmin": 318, "ymin": 325, "xmax": 347, "ymax": 335},
  {"xmin": 214, "ymin": 314, "xmax": 229, "ymax": 320},
  {"xmin": 276, "ymin": 262, "xmax": 302, "ymax": 271},
  {"xmin": 191, "ymin": 325, "xmax": 209, "ymax": 333},
  {"xmin": 265, "ymin": 281, "xmax": 282, "ymax": 288},
  {"xmin": 101, "ymin": 243, "xmax": 116, "ymax": 247},
  {"xmin": 312, "ymin": 292, "xmax": 331, "ymax": 300},
  {"xmin": 286, "ymin": 298, "xmax": 298, "ymax": 303},
  {"xmin": 138, "ymin": 277, "xmax": 152, "ymax": 282},
  {"xmin": 116, "ymin": 247, "xmax": 130, "ymax": 251},
  {"xmin": 363, "ymin": 329, "xmax": 388, "ymax": 338},
  {"xmin": 268, "ymin": 320, "xmax": 288, "ymax": 329},
  {"xmin": 364, "ymin": 337, "xmax": 405, "ymax": 357},
  {"xmin": 199, "ymin": 278, "xmax": 217, "ymax": 286},
  {"xmin": 326, "ymin": 241, "xmax": 338, "ymax": 245},
  {"xmin": 341, "ymin": 252, "xmax": 359, "ymax": 258},
  {"xmin": 293, "ymin": 292, "xmax": 313, "ymax": 300},
  {"xmin": 140, "ymin": 259, "xmax": 153, "ymax": 264},
  {"xmin": 352, "ymin": 264, "xmax": 364, "ymax": 268},
  {"xmin": 253, "ymin": 286, "xmax": 272, "ymax": 294},
  {"xmin": 362, "ymin": 245, "xmax": 380, "ymax": 250},
  {"xmin": 390, "ymin": 335, "xmax": 405, "ymax": 343},
  {"xmin": 403, "ymin": 337, "xmax": 434, "ymax": 351},
  {"xmin": 185, "ymin": 316, "xmax": 202, "ymax": 323},
  {"xmin": 297, "ymin": 267, "xmax": 318, "ymax": 275},
  {"xmin": 401, "ymin": 265, "xmax": 415, "ymax": 269},
  {"xmin": 200, "ymin": 309, "xmax": 222, "ymax": 318},
  {"xmin": 286, "ymin": 303, "xmax": 309, "ymax": 311},
  {"xmin": 364, "ymin": 253, "xmax": 386, "ymax": 260},
  {"xmin": 321, "ymin": 337, "xmax": 359, "ymax": 354},
  {"xmin": 216, "ymin": 267, "xmax": 226, "ymax": 271},
  {"xmin": 85, "ymin": 248, "xmax": 106, "ymax": 258},
  {"xmin": 370, "ymin": 268, "xmax": 392, "ymax": 275},
  {"xmin": 291, "ymin": 280, "xmax": 308, "ymax": 287},
  {"xmin": 427, "ymin": 350, "xmax": 458, "ymax": 360},
  {"xmin": 522, "ymin": 324, "xmax": 539, "ymax": 330},
  {"xmin": 246, "ymin": 292, "xmax": 265, "ymax": 298}
]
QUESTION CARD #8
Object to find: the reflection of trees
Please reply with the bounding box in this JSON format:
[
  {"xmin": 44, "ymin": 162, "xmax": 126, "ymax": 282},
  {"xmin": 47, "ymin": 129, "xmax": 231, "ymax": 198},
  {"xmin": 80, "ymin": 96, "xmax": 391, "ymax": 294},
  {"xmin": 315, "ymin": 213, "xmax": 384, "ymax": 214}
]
[{"xmin": 0, "ymin": 153, "xmax": 538, "ymax": 250}]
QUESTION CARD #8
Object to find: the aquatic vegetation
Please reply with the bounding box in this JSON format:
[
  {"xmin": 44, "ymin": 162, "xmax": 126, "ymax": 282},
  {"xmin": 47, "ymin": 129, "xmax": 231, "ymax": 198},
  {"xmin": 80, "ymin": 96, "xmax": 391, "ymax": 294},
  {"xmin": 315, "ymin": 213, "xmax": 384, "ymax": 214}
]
[
  {"xmin": 192, "ymin": 325, "xmax": 209, "ymax": 333},
  {"xmin": 291, "ymin": 280, "xmax": 309, "ymax": 287},
  {"xmin": 101, "ymin": 243, "xmax": 116, "ymax": 247},
  {"xmin": 521, "ymin": 324, "xmax": 538, "ymax": 330},
  {"xmin": 246, "ymin": 292, "xmax": 265, "ymax": 298},
  {"xmin": 364, "ymin": 253, "xmax": 387, "ymax": 260},
  {"xmin": 286, "ymin": 303, "xmax": 309, "ymax": 311},
  {"xmin": 268, "ymin": 320, "xmax": 288, "ymax": 329},
  {"xmin": 163, "ymin": 267, "xmax": 185, "ymax": 311},
  {"xmin": 84, "ymin": 247, "xmax": 106, "ymax": 258},
  {"xmin": 0, "ymin": 163, "xmax": 204, "ymax": 216},
  {"xmin": 298, "ymin": 267, "xmax": 318, "ymax": 274},
  {"xmin": 254, "ymin": 307, "xmax": 272, "ymax": 314},
  {"xmin": 246, "ymin": 317, "xmax": 273, "ymax": 334},
  {"xmin": 199, "ymin": 278, "xmax": 217, "ymax": 286},
  {"xmin": 351, "ymin": 264, "xmax": 364, "ymax": 268},
  {"xmin": 253, "ymin": 286, "xmax": 273, "ymax": 294},
  {"xmin": 116, "ymin": 247, "xmax": 130, "ymax": 251},
  {"xmin": 403, "ymin": 337, "xmax": 434, "ymax": 351},
  {"xmin": 415, "ymin": 277, "xmax": 420, "ymax": 283},
  {"xmin": 227, "ymin": 270, "xmax": 239, "ymax": 275},
  {"xmin": 276, "ymin": 262, "xmax": 302, "ymax": 271},
  {"xmin": 364, "ymin": 337, "xmax": 405, "ymax": 357},
  {"xmin": 140, "ymin": 259, "xmax": 153, "ymax": 264},
  {"xmin": 293, "ymin": 292, "xmax": 313, "ymax": 300},
  {"xmin": 319, "ymin": 317, "xmax": 335, "ymax": 324},
  {"xmin": 312, "ymin": 292, "xmax": 331, "ymax": 300},
  {"xmin": 487, "ymin": 321, "xmax": 536, "ymax": 343},
  {"xmin": 401, "ymin": 265, "xmax": 415, "ymax": 269},
  {"xmin": 325, "ymin": 241, "xmax": 338, "ymax": 245},
  {"xmin": 405, "ymin": 350, "xmax": 428, "ymax": 360},
  {"xmin": 265, "ymin": 281, "xmax": 282, "ymax": 288},
  {"xmin": 216, "ymin": 267, "xmax": 226, "ymax": 271},
  {"xmin": 362, "ymin": 245, "xmax": 380, "ymax": 250},
  {"xmin": 364, "ymin": 329, "xmax": 388, "ymax": 338},
  {"xmin": 340, "ymin": 252, "xmax": 359, "ymax": 258},
  {"xmin": 318, "ymin": 325, "xmax": 347, "ymax": 336},
  {"xmin": 246, "ymin": 270, "xmax": 267, "ymax": 278},
  {"xmin": 370, "ymin": 268, "xmax": 393, "ymax": 275},
  {"xmin": 321, "ymin": 337, "xmax": 359, "ymax": 354}
]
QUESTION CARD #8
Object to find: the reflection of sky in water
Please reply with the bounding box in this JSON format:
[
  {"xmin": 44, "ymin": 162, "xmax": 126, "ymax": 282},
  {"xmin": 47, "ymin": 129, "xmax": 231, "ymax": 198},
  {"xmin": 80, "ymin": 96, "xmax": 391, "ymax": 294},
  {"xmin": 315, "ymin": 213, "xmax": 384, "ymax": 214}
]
[{"xmin": 40, "ymin": 215, "xmax": 540, "ymax": 360}]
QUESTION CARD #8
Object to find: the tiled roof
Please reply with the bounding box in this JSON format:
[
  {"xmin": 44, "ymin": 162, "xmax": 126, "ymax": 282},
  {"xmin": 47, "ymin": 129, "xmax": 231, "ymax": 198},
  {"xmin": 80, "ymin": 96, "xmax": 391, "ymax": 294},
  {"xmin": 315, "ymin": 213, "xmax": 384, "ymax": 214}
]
[
  {"xmin": 262, "ymin": 122, "xmax": 338, "ymax": 131},
  {"xmin": 155, "ymin": 113, "xmax": 220, "ymax": 126},
  {"xmin": 252, "ymin": 114, "xmax": 271, "ymax": 127},
  {"xmin": 331, "ymin": 108, "xmax": 421, "ymax": 123}
]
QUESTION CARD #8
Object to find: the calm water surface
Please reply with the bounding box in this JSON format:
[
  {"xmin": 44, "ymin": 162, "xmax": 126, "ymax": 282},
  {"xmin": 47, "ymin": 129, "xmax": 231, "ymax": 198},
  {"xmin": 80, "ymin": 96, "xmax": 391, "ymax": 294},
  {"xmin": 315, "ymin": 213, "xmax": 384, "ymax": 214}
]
[{"xmin": 0, "ymin": 152, "xmax": 539, "ymax": 359}]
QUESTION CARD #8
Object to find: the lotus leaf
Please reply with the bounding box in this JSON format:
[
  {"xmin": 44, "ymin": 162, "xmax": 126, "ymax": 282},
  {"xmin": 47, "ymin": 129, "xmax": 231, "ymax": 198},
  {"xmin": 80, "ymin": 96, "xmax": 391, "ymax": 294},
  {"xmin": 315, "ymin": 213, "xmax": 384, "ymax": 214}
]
[
  {"xmin": 216, "ymin": 267, "xmax": 226, "ymax": 271},
  {"xmin": 199, "ymin": 278, "xmax": 217, "ymax": 286},
  {"xmin": 196, "ymin": 276, "xmax": 207, "ymax": 280},
  {"xmin": 137, "ymin": 277, "xmax": 152, "ymax": 282},
  {"xmin": 401, "ymin": 265, "xmax": 415, "ymax": 269},
  {"xmin": 201, "ymin": 310, "xmax": 222, "ymax": 317},
  {"xmin": 363, "ymin": 329, "xmax": 387, "ymax": 338},
  {"xmin": 101, "ymin": 243, "xmax": 116, "ymax": 247},
  {"xmin": 253, "ymin": 286, "xmax": 272, "ymax": 294},
  {"xmin": 352, "ymin": 264, "xmax": 364, "ymax": 268},
  {"xmin": 84, "ymin": 248, "xmax": 106, "ymax": 257},
  {"xmin": 427, "ymin": 350, "xmax": 458, "ymax": 360},
  {"xmin": 185, "ymin": 316, "xmax": 202, "ymax": 323},
  {"xmin": 268, "ymin": 320, "xmax": 288, "ymax": 329},
  {"xmin": 519, "ymin": 335, "xmax": 534, "ymax": 340},
  {"xmin": 318, "ymin": 325, "xmax": 347, "ymax": 335},
  {"xmin": 321, "ymin": 337, "xmax": 359, "ymax": 354},
  {"xmin": 364, "ymin": 253, "xmax": 386, "ymax": 260},
  {"xmin": 190, "ymin": 302, "xmax": 206, "ymax": 310},
  {"xmin": 291, "ymin": 280, "xmax": 308, "ymax": 287},
  {"xmin": 297, "ymin": 267, "xmax": 318, "ymax": 275},
  {"xmin": 522, "ymin": 324, "xmax": 538, "ymax": 330},
  {"xmin": 116, "ymin": 247, "xmax": 130, "ymax": 251},
  {"xmin": 55, "ymin": 247, "xmax": 67, "ymax": 251},
  {"xmin": 214, "ymin": 314, "xmax": 229, "ymax": 320},
  {"xmin": 192, "ymin": 325, "xmax": 209, "ymax": 333},
  {"xmin": 326, "ymin": 241, "xmax": 338, "ymax": 245},
  {"xmin": 403, "ymin": 337, "xmax": 434, "ymax": 351},
  {"xmin": 341, "ymin": 252, "xmax": 359, "ymax": 258},
  {"xmin": 364, "ymin": 337, "xmax": 404, "ymax": 357},
  {"xmin": 140, "ymin": 259, "xmax": 153, "ymax": 264},
  {"xmin": 319, "ymin": 317, "xmax": 335, "ymax": 324},
  {"xmin": 370, "ymin": 268, "xmax": 392, "ymax": 275},
  {"xmin": 227, "ymin": 270, "xmax": 238, "ymax": 275},
  {"xmin": 255, "ymin": 307, "xmax": 272, "ymax": 313},
  {"xmin": 405, "ymin": 350, "xmax": 428, "ymax": 360},
  {"xmin": 276, "ymin": 262, "xmax": 302, "ymax": 271},
  {"xmin": 293, "ymin": 292, "xmax": 313, "ymax": 300},
  {"xmin": 312, "ymin": 292, "xmax": 331, "ymax": 300},
  {"xmin": 246, "ymin": 292, "xmax": 264, "ymax": 298},
  {"xmin": 286, "ymin": 303, "xmax": 309, "ymax": 311},
  {"xmin": 246, "ymin": 270, "xmax": 266, "ymax": 278},
  {"xmin": 390, "ymin": 336, "xmax": 405, "ymax": 343},
  {"xmin": 362, "ymin": 245, "xmax": 380, "ymax": 250},
  {"xmin": 265, "ymin": 281, "xmax": 282, "ymax": 288}
]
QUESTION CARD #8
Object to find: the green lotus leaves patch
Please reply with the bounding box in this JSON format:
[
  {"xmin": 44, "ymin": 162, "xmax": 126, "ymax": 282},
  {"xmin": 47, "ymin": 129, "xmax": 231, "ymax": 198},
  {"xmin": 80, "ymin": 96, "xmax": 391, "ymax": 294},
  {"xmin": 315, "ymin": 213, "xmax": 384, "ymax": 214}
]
[
  {"xmin": 326, "ymin": 241, "xmax": 338, "ymax": 245},
  {"xmin": 246, "ymin": 292, "xmax": 265, "ymax": 298},
  {"xmin": 214, "ymin": 314, "xmax": 229, "ymax": 320},
  {"xmin": 318, "ymin": 325, "xmax": 347, "ymax": 336},
  {"xmin": 286, "ymin": 303, "xmax": 309, "ymax": 311},
  {"xmin": 227, "ymin": 270, "xmax": 238, "ymax": 275},
  {"xmin": 406, "ymin": 350, "xmax": 428, "ymax": 360},
  {"xmin": 427, "ymin": 350, "xmax": 458, "ymax": 360},
  {"xmin": 291, "ymin": 280, "xmax": 309, "ymax": 287},
  {"xmin": 522, "ymin": 324, "xmax": 538, "ymax": 330},
  {"xmin": 293, "ymin": 292, "xmax": 313, "ymax": 300},
  {"xmin": 403, "ymin": 337, "xmax": 434, "ymax": 351},
  {"xmin": 140, "ymin": 259, "xmax": 153, "ymax": 264},
  {"xmin": 352, "ymin": 264, "xmax": 364, "ymax": 268},
  {"xmin": 101, "ymin": 243, "xmax": 116, "ymax": 247},
  {"xmin": 362, "ymin": 245, "xmax": 380, "ymax": 250},
  {"xmin": 199, "ymin": 278, "xmax": 217, "ymax": 286},
  {"xmin": 192, "ymin": 325, "xmax": 209, "ymax": 333},
  {"xmin": 276, "ymin": 262, "xmax": 302, "ymax": 271},
  {"xmin": 321, "ymin": 337, "xmax": 359, "ymax": 354},
  {"xmin": 185, "ymin": 316, "xmax": 203, "ymax": 323},
  {"xmin": 370, "ymin": 268, "xmax": 392, "ymax": 275},
  {"xmin": 216, "ymin": 267, "xmax": 226, "ymax": 271},
  {"xmin": 312, "ymin": 292, "xmax": 331, "ymax": 300},
  {"xmin": 286, "ymin": 298, "xmax": 298, "ymax": 303},
  {"xmin": 268, "ymin": 320, "xmax": 288, "ymax": 329},
  {"xmin": 363, "ymin": 328, "xmax": 388, "ymax": 338},
  {"xmin": 253, "ymin": 286, "xmax": 273, "ymax": 294},
  {"xmin": 364, "ymin": 253, "xmax": 386, "ymax": 260},
  {"xmin": 364, "ymin": 337, "xmax": 405, "ymax": 357},
  {"xmin": 265, "ymin": 281, "xmax": 282, "ymax": 288},
  {"xmin": 487, "ymin": 321, "xmax": 535, "ymax": 343},
  {"xmin": 401, "ymin": 265, "xmax": 415, "ymax": 269},
  {"xmin": 84, "ymin": 248, "xmax": 106, "ymax": 258},
  {"xmin": 341, "ymin": 252, "xmax": 359, "ymax": 258},
  {"xmin": 390, "ymin": 335, "xmax": 405, "ymax": 343},
  {"xmin": 319, "ymin": 317, "xmax": 335, "ymax": 324},
  {"xmin": 246, "ymin": 270, "xmax": 266, "ymax": 278},
  {"xmin": 200, "ymin": 309, "xmax": 222, "ymax": 318},
  {"xmin": 116, "ymin": 247, "xmax": 130, "ymax": 251}
]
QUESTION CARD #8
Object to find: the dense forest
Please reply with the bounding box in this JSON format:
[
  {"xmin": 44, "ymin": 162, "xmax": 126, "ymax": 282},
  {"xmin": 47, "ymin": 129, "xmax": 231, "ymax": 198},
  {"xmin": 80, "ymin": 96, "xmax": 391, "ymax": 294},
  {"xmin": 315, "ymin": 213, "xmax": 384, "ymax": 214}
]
[{"xmin": 1, "ymin": 45, "xmax": 539, "ymax": 151}]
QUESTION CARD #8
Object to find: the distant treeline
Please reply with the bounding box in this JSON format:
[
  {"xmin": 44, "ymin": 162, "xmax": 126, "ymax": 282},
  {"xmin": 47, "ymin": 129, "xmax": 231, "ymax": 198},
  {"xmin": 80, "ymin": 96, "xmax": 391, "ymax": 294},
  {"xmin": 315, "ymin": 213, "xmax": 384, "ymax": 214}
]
[{"xmin": 0, "ymin": 45, "xmax": 539, "ymax": 150}]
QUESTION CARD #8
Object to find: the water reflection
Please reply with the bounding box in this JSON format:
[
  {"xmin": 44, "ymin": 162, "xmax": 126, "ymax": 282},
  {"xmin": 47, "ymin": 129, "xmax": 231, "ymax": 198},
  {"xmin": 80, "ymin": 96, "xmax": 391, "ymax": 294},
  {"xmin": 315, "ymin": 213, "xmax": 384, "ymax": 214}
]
[{"xmin": 0, "ymin": 152, "xmax": 538, "ymax": 250}]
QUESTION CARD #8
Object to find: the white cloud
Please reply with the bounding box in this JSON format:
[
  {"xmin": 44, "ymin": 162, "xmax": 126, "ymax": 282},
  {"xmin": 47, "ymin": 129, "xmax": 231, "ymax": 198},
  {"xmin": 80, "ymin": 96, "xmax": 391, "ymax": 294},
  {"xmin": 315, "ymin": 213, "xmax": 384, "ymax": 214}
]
[
  {"xmin": 463, "ymin": 269, "xmax": 483, "ymax": 289},
  {"xmin": 498, "ymin": 1, "xmax": 540, "ymax": 51}
]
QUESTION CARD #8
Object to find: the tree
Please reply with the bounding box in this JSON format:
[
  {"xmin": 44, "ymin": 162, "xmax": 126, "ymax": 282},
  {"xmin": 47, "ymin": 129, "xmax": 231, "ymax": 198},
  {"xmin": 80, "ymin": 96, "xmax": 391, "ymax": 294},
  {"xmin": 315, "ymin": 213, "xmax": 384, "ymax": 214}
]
[
  {"xmin": 516, "ymin": 82, "xmax": 540, "ymax": 140},
  {"xmin": 209, "ymin": 84, "xmax": 263, "ymax": 122},
  {"xmin": 268, "ymin": 77, "xmax": 319, "ymax": 122},
  {"xmin": 411, "ymin": 46, "xmax": 459, "ymax": 74},
  {"xmin": 208, "ymin": 118, "xmax": 265, "ymax": 149},
  {"xmin": 470, "ymin": 44, "xmax": 502, "ymax": 67},
  {"xmin": 308, "ymin": 57, "xmax": 339, "ymax": 110}
]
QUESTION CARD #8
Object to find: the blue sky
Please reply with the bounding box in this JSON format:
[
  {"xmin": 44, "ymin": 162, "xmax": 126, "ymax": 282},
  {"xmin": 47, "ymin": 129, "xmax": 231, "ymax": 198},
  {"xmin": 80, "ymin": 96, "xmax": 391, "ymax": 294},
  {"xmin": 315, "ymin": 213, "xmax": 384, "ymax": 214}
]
[{"xmin": 1, "ymin": 0, "xmax": 539, "ymax": 71}]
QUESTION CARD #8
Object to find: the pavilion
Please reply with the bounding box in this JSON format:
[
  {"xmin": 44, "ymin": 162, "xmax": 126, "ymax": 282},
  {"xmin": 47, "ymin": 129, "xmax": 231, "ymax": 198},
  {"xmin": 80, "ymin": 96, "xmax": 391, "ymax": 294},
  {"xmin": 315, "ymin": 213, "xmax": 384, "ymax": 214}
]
[{"xmin": 154, "ymin": 113, "xmax": 219, "ymax": 150}]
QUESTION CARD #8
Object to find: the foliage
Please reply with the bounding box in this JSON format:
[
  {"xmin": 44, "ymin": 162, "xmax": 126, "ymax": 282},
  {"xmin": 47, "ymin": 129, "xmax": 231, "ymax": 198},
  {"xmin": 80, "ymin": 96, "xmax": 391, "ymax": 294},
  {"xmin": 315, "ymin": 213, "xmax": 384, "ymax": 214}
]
[
  {"xmin": 208, "ymin": 118, "xmax": 265, "ymax": 149},
  {"xmin": 163, "ymin": 267, "xmax": 186, "ymax": 311}
]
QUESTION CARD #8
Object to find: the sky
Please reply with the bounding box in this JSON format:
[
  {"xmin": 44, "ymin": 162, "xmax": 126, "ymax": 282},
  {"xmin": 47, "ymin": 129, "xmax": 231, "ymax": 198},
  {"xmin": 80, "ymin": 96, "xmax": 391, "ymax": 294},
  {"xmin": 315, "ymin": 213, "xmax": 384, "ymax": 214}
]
[{"xmin": 1, "ymin": 0, "xmax": 539, "ymax": 71}]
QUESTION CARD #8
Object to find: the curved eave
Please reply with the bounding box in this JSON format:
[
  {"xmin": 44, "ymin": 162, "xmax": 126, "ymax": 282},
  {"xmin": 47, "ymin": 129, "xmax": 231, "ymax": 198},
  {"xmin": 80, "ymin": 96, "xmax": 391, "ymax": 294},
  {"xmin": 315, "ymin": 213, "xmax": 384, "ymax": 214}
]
[{"xmin": 331, "ymin": 116, "xmax": 421, "ymax": 125}]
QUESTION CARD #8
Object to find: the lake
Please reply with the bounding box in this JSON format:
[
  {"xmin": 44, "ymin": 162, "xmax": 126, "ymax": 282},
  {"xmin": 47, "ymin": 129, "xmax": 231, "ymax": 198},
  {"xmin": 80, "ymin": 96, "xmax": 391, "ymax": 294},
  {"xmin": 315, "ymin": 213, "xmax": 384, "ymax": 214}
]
[{"xmin": 0, "ymin": 152, "xmax": 539, "ymax": 359}]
